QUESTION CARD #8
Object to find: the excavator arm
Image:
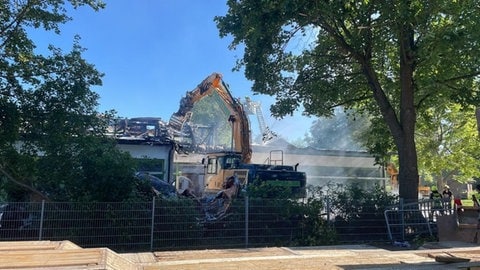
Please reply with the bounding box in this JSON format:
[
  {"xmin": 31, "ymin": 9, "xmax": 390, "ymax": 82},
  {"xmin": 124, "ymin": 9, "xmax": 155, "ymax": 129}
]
[{"xmin": 169, "ymin": 73, "xmax": 252, "ymax": 163}]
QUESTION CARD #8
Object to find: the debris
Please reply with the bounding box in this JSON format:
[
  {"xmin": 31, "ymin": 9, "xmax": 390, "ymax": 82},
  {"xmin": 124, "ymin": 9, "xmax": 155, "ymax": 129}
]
[{"xmin": 428, "ymin": 252, "xmax": 471, "ymax": 263}]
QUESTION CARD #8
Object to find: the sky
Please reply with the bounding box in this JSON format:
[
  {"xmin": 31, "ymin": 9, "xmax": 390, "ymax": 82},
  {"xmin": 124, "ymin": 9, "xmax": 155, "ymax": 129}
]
[{"xmin": 31, "ymin": 0, "xmax": 317, "ymax": 141}]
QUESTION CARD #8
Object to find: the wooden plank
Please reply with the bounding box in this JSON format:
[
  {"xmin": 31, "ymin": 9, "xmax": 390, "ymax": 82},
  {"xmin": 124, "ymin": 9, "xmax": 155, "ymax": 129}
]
[
  {"xmin": 0, "ymin": 248, "xmax": 104, "ymax": 268},
  {"xmin": 0, "ymin": 247, "xmax": 140, "ymax": 270},
  {"xmin": 121, "ymin": 252, "xmax": 157, "ymax": 263},
  {"xmin": 105, "ymin": 250, "xmax": 141, "ymax": 270},
  {"xmin": 0, "ymin": 241, "xmax": 61, "ymax": 251},
  {"xmin": 57, "ymin": 240, "xmax": 83, "ymax": 249}
]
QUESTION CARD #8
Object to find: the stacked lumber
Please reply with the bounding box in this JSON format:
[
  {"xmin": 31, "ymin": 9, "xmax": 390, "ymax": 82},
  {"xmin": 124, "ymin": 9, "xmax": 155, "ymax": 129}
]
[{"xmin": 0, "ymin": 241, "xmax": 139, "ymax": 270}]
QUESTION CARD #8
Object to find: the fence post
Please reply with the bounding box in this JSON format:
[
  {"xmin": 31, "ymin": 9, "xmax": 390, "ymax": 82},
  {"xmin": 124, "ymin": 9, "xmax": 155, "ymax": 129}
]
[
  {"xmin": 150, "ymin": 197, "xmax": 156, "ymax": 251},
  {"xmin": 399, "ymin": 198, "xmax": 405, "ymax": 241},
  {"xmin": 326, "ymin": 196, "xmax": 331, "ymax": 224},
  {"xmin": 38, "ymin": 200, "xmax": 45, "ymax": 241},
  {"xmin": 245, "ymin": 195, "xmax": 249, "ymax": 248}
]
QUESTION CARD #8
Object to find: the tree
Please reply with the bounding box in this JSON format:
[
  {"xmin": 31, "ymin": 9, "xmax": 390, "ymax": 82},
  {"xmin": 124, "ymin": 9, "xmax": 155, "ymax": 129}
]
[
  {"xmin": 216, "ymin": 1, "xmax": 480, "ymax": 202},
  {"xmin": 416, "ymin": 103, "xmax": 480, "ymax": 185},
  {"xmin": 0, "ymin": 1, "xmax": 143, "ymax": 202}
]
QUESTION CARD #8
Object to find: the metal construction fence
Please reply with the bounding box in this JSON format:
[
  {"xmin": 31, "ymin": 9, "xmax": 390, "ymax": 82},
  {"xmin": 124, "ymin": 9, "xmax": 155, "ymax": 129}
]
[
  {"xmin": 384, "ymin": 198, "xmax": 454, "ymax": 243},
  {"xmin": 0, "ymin": 196, "xmax": 438, "ymax": 252}
]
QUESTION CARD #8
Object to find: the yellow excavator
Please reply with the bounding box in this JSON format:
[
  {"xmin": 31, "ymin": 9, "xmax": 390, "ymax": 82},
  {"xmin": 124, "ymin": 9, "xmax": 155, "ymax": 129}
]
[{"xmin": 169, "ymin": 73, "xmax": 306, "ymax": 197}]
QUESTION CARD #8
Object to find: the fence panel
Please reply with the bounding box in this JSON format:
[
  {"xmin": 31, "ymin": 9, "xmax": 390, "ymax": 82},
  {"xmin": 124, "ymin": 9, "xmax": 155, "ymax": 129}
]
[
  {"xmin": 0, "ymin": 202, "xmax": 40, "ymax": 241},
  {"xmin": 384, "ymin": 199, "xmax": 443, "ymax": 242},
  {"xmin": 0, "ymin": 197, "xmax": 409, "ymax": 252},
  {"xmin": 41, "ymin": 202, "xmax": 153, "ymax": 252}
]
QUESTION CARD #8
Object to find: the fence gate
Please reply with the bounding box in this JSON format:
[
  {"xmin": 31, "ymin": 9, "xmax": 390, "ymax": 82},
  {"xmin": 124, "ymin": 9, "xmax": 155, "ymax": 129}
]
[{"xmin": 384, "ymin": 206, "xmax": 433, "ymax": 242}]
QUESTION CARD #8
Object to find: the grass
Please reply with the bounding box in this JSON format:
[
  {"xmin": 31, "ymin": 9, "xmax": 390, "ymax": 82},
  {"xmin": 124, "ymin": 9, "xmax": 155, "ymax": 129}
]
[{"xmin": 461, "ymin": 199, "xmax": 474, "ymax": 207}]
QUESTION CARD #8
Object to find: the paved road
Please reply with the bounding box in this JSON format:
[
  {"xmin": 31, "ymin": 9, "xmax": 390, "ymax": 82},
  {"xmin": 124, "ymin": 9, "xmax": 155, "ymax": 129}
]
[{"xmin": 122, "ymin": 241, "xmax": 480, "ymax": 270}]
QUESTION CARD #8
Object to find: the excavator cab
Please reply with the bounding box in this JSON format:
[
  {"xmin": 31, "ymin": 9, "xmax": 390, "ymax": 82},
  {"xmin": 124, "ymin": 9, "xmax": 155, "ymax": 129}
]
[
  {"xmin": 220, "ymin": 155, "xmax": 241, "ymax": 169},
  {"xmin": 203, "ymin": 152, "xmax": 249, "ymax": 194}
]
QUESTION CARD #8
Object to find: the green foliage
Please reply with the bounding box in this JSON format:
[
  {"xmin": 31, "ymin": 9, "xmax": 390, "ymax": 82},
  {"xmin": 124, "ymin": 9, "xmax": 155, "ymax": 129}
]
[
  {"xmin": 416, "ymin": 104, "xmax": 480, "ymax": 184},
  {"xmin": 328, "ymin": 183, "xmax": 398, "ymax": 242},
  {"xmin": 40, "ymin": 201, "xmax": 153, "ymax": 252},
  {"xmin": 354, "ymin": 114, "xmax": 396, "ymax": 165},
  {"xmin": 2, "ymin": 184, "xmax": 403, "ymax": 250},
  {"xmin": 216, "ymin": 0, "xmax": 480, "ymax": 201},
  {"xmin": 0, "ymin": 1, "xmax": 143, "ymax": 202},
  {"xmin": 232, "ymin": 185, "xmax": 335, "ymax": 246},
  {"xmin": 153, "ymin": 197, "xmax": 204, "ymax": 250},
  {"xmin": 26, "ymin": 137, "xmax": 137, "ymax": 202},
  {"xmin": 293, "ymin": 186, "xmax": 338, "ymax": 246},
  {"xmin": 227, "ymin": 196, "xmax": 336, "ymax": 247},
  {"xmin": 246, "ymin": 178, "xmax": 297, "ymax": 199},
  {"xmin": 330, "ymin": 183, "xmax": 398, "ymax": 222},
  {"xmin": 0, "ymin": 99, "xmax": 20, "ymax": 146}
]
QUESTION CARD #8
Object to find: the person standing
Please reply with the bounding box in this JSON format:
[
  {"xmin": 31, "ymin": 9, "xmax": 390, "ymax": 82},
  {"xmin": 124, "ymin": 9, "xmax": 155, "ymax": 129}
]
[
  {"xmin": 472, "ymin": 184, "xmax": 480, "ymax": 243},
  {"xmin": 442, "ymin": 185, "xmax": 453, "ymax": 213},
  {"xmin": 442, "ymin": 185, "xmax": 453, "ymax": 199},
  {"xmin": 430, "ymin": 185, "xmax": 443, "ymax": 220}
]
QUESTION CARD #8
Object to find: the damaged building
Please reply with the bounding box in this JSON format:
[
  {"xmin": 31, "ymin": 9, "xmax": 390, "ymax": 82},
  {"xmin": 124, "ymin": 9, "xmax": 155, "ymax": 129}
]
[{"xmin": 108, "ymin": 117, "xmax": 385, "ymax": 195}]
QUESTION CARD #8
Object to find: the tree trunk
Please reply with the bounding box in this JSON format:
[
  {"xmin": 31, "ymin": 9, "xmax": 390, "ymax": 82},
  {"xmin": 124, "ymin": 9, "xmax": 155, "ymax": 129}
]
[
  {"xmin": 352, "ymin": 1, "xmax": 420, "ymax": 202},
  {"xmin": 397, "ymin": 134, "xmax": 419, "ymax": 203},
  {"xmin": 396, "ymin": 8, "xmax": 419, "ymax": 202},
  {"xmin": 395, "ymin": 75, "xmax": 419, "ymax": 202},
  {"xmin": 362, "ymin": 57, "xmax": 419, "ymax": 202}
]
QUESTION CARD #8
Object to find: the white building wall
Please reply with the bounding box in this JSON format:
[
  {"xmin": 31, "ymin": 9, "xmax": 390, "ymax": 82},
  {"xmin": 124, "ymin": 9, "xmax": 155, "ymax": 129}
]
[
  {"xmin": 116, "ymin": 144, "xmax": 171, "ymax": 160},
  {"xmin": 116, "ymin": 143, "xmax": 174, "ymax": 182}
]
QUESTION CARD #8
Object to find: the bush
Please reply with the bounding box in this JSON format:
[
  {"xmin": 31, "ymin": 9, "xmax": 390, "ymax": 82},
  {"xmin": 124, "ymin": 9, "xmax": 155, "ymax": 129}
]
[{"xmin": 329, "ymin": 183, "xmax": 398, "ymax": 242}]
